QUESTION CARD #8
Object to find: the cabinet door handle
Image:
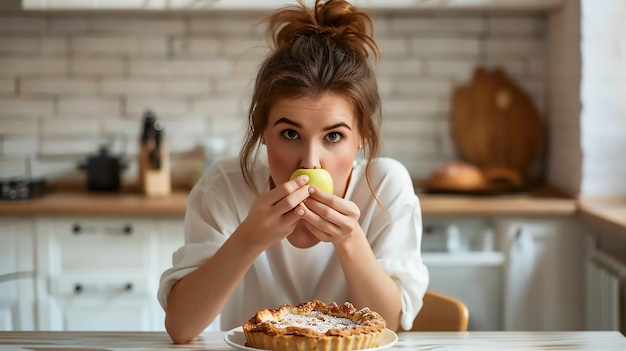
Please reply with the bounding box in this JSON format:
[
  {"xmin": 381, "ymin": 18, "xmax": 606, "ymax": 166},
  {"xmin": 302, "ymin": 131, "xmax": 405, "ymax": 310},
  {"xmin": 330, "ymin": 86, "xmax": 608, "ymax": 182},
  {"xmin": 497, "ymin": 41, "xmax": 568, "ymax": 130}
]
[
  {"xmin": 74, "ymin": 282, "xmax": 134, "ymax": 294},
  {"xmin": 123, "ymin": 225, "xmax": 133, "ymax": 235},
  {"xmin": 72, "ymin": 224, "xmax": 133, "ymax": 236},
  {"xmin": 103, "ymin": 224, "xmax": 133, "ymax": 236},
  {"xmin": 72, "ymin": 224, "xmax": 90, "ymax": 234}
]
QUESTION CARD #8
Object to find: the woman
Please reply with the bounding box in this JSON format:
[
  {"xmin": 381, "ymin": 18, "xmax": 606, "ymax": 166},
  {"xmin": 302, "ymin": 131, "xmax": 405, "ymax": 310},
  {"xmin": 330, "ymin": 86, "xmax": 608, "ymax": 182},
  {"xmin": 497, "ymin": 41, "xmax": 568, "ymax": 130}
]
[{"xmin": 158, "ymin": 0, "xmax": 428, "ymax": 344}]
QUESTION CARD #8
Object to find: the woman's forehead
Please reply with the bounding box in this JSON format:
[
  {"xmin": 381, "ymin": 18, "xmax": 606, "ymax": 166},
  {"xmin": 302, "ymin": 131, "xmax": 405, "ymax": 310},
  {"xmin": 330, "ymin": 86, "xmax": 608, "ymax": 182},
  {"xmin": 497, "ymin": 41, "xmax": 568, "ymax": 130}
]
[{"xmin": 269, "ymin": 94, "xmax": 356, "ymax": 121}]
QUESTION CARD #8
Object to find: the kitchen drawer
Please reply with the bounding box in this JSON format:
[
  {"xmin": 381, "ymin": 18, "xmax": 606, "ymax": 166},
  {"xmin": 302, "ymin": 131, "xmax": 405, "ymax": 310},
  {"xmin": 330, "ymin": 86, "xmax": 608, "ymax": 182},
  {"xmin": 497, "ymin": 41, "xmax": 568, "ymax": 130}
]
[
  {"xmin": 422, "ymin": 219, "xmax": 496, "ymax": 253},
  {"xmin": 49, "ymin": 294, "xmax": 159, "ymax": 331},
  {"xmin": 36, "ymin": 218, "xmax": 159, "ymax": 273},
  {"xmin": 50, "ymin": 271, "xmax": 151, "ymax": 297},
  {"xmin": 63, "ymin": 300, "xmax": 153, "ymax": 331},
  {"xmin": 33, "ymin": 217, "xmax": 174, "ymax": 331}
]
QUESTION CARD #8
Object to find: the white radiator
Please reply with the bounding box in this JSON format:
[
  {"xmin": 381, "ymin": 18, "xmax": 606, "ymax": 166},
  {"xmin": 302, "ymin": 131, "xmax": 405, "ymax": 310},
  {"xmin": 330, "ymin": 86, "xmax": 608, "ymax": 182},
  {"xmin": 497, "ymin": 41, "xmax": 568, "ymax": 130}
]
[{"xmin": 586, "ymin": 240, "xmax": 625, "ymax": 331}]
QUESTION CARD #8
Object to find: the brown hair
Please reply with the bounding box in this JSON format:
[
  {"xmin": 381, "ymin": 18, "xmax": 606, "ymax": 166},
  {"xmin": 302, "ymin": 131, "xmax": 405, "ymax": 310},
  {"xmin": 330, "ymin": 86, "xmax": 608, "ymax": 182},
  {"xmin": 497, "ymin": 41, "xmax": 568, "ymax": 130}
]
[{"xmin": 240, "ymin": 0, "xmax": 382, "ymax": 197}]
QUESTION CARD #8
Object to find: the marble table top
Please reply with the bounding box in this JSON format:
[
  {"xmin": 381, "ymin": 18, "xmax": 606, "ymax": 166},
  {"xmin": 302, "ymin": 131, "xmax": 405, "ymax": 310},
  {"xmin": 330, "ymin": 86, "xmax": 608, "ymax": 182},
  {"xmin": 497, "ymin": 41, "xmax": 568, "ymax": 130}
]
[{"xmin": 1, "ymin": 330, "xmax": 625, "ymax": 351}]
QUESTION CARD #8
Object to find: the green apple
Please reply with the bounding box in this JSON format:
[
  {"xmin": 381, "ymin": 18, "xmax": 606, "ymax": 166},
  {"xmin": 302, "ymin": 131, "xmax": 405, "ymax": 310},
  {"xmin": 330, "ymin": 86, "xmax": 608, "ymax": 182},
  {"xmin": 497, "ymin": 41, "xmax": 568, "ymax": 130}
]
[{"xmin": 289, "ymin": 168, "xmax": 334, "ymax": 194}]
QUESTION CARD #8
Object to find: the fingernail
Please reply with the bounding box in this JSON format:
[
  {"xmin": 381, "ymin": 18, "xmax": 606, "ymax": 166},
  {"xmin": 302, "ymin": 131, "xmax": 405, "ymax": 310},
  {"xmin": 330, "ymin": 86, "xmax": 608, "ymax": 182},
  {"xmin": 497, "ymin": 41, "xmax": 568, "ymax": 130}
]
[
  {"xmin": 300, "ymin": 175, "xmax": 309, "ymax": 184},
  {"xmin": 308, "ymin": 186, "xmax": 315, "ymax": 194},
  {"xmin": 296, "ymin": 208, "xmax": 304, "ymax": 216}
]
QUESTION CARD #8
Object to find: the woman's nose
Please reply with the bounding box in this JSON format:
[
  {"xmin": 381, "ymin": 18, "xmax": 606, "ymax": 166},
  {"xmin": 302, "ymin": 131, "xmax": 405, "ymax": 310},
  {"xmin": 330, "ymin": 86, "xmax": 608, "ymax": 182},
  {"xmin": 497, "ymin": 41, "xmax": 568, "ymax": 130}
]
[{"xmin": 300, "ymin": 145, "xmax": 321, "ymax": 169}]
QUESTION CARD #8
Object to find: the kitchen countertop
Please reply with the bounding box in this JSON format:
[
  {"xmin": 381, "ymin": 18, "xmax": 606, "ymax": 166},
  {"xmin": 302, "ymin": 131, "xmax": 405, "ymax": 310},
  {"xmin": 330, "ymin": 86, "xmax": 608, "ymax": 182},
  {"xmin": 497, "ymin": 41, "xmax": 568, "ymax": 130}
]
[
  {"xmin": 0, "ymin": 186, "xmax": 577, "ymax": 217},
  {"xmin": 6, "ymin": 184, "xmax": 626, "ymax": 243},
  {"xmin": 578, "ymin": 197, "xmax": 626, "ymax": 240},
  {"xmin": 0, "ymin": 190, "xmax": 190, "ymax": 217},
  {"xmin": 1, "ymin": 330, "xmax": 625, "ymax": 350},
  {"xmin": 417, "ymin": 190, "xmax": 576, "ymax": 217}
]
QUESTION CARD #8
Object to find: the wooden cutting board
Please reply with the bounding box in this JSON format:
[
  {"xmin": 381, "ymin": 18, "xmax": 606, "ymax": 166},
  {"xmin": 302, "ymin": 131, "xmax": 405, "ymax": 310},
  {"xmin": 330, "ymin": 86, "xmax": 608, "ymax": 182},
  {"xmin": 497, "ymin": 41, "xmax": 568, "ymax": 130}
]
[{"xmin": 451, "ymin": 67, "xmax": 544, "ymax": 177}]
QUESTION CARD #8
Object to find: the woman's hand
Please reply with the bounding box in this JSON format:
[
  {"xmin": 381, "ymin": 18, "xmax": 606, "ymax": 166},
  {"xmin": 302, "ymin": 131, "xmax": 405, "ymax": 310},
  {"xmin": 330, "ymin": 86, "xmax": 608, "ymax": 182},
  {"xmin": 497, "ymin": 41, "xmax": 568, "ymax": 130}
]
[
  {"xmin": 298, "ymin": 186, "xmax": 402, "ymax": 331},
  {"xmin": 239, "ymin": 175, "xmax": 312, "ymax": 247},
  {"xmin": 297, "ymin": 186, "xmax": 361, "ymax": 243}
]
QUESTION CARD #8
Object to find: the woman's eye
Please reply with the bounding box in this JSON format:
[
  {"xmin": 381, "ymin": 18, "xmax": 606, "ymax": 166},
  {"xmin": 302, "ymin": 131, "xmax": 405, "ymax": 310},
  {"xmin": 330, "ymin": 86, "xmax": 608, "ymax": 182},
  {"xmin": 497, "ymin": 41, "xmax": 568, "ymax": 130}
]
[
  {"xmin": 281, "ymin": 129, "xmax": 299, "ymax": 140},
  {"xmin": 325, "ymin": 132, "xmax": 343, "ymax": 143}
]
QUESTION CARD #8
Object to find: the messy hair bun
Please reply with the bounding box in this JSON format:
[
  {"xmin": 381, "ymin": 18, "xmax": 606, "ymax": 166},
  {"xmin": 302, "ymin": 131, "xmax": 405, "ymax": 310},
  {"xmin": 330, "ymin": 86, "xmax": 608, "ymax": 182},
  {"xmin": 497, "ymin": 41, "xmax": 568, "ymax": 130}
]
[{"xmin": 267, "ymin": 0, "xmax": 380, "ymax": 61}]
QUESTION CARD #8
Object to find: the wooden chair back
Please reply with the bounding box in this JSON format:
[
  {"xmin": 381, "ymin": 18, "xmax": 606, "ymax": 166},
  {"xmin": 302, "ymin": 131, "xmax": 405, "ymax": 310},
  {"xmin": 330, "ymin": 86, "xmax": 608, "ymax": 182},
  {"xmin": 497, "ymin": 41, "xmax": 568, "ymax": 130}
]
[{"xmin": 407, "ymin": 290, "xmax": 469, "ymax": 331}]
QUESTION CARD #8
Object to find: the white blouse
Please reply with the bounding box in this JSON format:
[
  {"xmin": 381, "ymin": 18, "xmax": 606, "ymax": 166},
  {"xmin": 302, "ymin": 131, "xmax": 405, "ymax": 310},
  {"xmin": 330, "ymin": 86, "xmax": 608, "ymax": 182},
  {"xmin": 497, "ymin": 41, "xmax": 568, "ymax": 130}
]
[{"xmin": 158, "ymin": 155, "xmax": 429, "ymax": 331}]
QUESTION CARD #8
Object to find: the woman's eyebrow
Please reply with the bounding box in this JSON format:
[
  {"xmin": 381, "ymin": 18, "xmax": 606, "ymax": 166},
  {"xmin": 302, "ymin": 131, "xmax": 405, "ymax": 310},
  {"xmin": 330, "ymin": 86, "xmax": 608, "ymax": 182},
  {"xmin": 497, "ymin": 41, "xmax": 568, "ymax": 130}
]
[
  {"xmin": 273, "ymin": 118, "xmax": 352, "ymax": 131},
  {"xmin": 323, "ymin": 122, "xmax": 352, "ymax": 131},
  {"xmin": 273, "ymin": 117, "xmax": 300, "ymax": 128}
]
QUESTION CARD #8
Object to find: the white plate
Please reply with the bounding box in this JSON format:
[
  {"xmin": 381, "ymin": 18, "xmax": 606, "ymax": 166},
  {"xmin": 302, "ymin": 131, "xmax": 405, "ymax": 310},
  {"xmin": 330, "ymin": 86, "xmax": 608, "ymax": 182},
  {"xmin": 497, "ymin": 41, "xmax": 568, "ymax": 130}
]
[{"xmin": 224, "ymin": 326, "xmax": 398, "ymax": 351}]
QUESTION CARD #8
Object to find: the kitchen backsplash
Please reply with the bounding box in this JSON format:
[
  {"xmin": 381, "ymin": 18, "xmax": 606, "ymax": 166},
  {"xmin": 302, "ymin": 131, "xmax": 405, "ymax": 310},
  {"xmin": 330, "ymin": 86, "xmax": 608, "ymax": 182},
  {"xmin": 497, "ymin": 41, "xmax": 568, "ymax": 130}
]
[{"xmin": 0, "ymin": 10, "xmax": 547, "ymax": 185}]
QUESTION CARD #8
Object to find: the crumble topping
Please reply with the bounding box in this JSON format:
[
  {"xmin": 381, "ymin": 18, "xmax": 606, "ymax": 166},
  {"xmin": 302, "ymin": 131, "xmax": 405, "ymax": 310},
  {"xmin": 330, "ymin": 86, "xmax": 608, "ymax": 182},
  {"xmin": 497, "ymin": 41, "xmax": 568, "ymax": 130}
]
[{"xmin": 273, "ymin": 310, "xmax": 358, "ymax": 332}]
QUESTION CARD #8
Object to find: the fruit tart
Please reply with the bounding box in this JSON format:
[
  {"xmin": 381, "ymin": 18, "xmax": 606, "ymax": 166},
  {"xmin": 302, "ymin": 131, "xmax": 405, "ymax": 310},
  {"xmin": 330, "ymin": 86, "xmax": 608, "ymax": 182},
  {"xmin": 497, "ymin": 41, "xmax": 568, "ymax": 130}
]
[{"xmin": 242, "ymin": 300, "xmax": 386, "ymax": 351}]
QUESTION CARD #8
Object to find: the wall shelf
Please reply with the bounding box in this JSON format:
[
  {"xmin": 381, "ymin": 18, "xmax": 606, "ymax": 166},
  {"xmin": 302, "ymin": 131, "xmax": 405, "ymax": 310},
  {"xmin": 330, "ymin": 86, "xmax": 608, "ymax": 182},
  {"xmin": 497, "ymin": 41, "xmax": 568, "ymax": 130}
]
[{"xmin": 16, "ymin": 0, "xmax": 564, "ymax": 12}]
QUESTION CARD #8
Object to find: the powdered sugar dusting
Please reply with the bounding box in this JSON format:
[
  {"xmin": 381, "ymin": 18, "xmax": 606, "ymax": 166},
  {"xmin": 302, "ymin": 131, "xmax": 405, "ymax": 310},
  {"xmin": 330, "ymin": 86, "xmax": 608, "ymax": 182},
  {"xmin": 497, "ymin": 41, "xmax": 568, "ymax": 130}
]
[{"xmin": 273, "ymin": 311, "xmax": 358, "ymax": 333}]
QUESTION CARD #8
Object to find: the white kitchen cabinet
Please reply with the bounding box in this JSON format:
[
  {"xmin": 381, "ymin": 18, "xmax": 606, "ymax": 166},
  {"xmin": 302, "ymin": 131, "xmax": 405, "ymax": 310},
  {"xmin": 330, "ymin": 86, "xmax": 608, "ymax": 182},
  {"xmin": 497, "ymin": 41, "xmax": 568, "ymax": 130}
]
[
  {"xmin": 583, "ymin": 224, "xmax": 626, "ymax": 333},
  {"xmin": 0, "ymin": 219, "xmax": 36, "ymax": 331},
  {"xmin": 34, "ymin": 217, "xmax": 184, "ymax": 332},
  {"xmin": 157, "ymin": 219, "xmax": 185, "ymax": 277},
  {"xmin": 493, "ymin": 218, "xmax": 586, "ymax": 331},
  {"xmin": 422, "ymin": 217, "xmax": 586, "ymax": 331},
  {"xmin": 422, "ymin": 218, "xmax": 505, "ymax": 331},
  {"xmin": 156, "ymin": 219, "xmax": 185, "ymax": 330}
]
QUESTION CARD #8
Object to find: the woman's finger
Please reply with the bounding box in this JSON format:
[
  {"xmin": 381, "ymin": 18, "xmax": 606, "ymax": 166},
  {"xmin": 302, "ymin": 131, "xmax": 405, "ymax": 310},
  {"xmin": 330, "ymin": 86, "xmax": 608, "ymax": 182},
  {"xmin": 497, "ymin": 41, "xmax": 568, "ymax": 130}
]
[
  {"xmin": 302, "ymin": 220, "xmax": 333, "ymax": 242},
  {"xmin": 267, "ymin": 175, "xmax": 310, "ymax": 206}
]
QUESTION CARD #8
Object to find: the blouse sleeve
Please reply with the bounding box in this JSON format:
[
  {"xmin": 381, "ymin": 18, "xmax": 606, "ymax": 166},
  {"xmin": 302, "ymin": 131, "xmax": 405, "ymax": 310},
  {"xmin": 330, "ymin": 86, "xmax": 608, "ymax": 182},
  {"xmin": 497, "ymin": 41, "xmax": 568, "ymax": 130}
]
[
  {"xmin": 365, "ymin": 158, "xmax": 429, "ymax": 331},
  {"xmin": 157, "ymin": 162, "xmax": 242, "ymax": 311}
]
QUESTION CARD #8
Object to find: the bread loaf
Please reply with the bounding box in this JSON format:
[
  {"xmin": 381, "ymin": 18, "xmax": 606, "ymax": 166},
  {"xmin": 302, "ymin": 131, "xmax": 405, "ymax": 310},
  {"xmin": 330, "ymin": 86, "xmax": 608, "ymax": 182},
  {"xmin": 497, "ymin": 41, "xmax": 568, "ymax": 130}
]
[{"xmin": 427, "ymin": 161, "xmax": 486, "ymax": 191}]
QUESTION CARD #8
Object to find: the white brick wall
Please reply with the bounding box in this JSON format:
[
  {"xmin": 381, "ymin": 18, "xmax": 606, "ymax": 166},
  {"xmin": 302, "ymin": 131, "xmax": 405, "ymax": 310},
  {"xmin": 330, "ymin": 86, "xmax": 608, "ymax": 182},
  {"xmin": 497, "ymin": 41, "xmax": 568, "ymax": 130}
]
[
  {"xmin": 0, "ymin": 58, "xmax": 67, "ymax": 75},
  {"xmin": 0, "ymin": 79, "xmax": 15, "ymax": 94},
  {"xmin": 71, "ymin": 37, "xmax": 169, "ymax": 56},
  {"xmin": 0, "ymin": 10, "xmax": 548, "ymax": 183},
  {"xmin": 546, "ymin": 0, "xmax": 583, "ymax": 197},
  {"xmin": 22, "ymin": 78, "xmax": 99, "ymax": 94},
  {"xmin": 579, "ymin": 0, "xmax": 626, "ymax": 196},
  {"xmin": 546, "ymin": 0, "xmax": 626, "ymax": 197},
  {"xmin": 0, "ymin": 98, "xmax": 54, "ymax": 116},
  {"xmin": 70, "ymin": 57, "xmax": 126, "ymax": 76},
  {"xmin": 90, "ymin": 18, "xmax": 185, "ymax": 35},
  {"xmin": 0, "ymin": 119, "xmax": 39, "ymax": 136},
  {"xmin": 0, "ymin": 17, "xmax": 46, "ymax": 32}
]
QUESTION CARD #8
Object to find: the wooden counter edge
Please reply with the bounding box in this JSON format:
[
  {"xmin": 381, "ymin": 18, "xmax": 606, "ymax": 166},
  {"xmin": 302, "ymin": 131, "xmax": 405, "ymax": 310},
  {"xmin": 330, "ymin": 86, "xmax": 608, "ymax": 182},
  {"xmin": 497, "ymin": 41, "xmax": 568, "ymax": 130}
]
[
  {"xmin": 577, "ymin": 199, "xmax": 626, "ymax": 240},
  {"xmin": 0, "ymin": 191, "xmax": 578, "ymax": 218},
  {"xmin": 0, "ymin": 191, "xmax": 189, "ymax": 217}
]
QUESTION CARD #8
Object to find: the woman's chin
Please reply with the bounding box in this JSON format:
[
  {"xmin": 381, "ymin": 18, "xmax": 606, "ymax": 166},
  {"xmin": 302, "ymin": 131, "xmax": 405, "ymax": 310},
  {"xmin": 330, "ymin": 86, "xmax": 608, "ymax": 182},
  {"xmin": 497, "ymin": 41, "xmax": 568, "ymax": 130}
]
[{"xmin": 287, "ymin": 226, "xmax": 321, "ymax": 248}]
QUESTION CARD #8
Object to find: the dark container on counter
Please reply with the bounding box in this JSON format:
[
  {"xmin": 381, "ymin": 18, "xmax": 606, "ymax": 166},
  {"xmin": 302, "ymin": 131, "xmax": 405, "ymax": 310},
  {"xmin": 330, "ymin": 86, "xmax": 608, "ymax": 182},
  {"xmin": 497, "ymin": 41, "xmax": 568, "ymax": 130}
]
[{"xmin": 79, "ymin": 145, "xmax": 127, "ymax": 192}]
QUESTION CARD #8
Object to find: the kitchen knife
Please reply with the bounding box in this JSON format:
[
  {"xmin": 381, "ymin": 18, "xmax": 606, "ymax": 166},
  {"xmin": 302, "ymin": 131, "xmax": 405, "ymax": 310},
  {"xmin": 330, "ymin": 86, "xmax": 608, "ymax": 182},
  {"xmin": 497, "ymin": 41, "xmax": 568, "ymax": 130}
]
[
  {"xmin": 141, "ymin": 110, "xmax": 156, "ymax": 145},
  {"xmin": 150, "ymin": 121, "xmax": 163, "ymax": 170}
]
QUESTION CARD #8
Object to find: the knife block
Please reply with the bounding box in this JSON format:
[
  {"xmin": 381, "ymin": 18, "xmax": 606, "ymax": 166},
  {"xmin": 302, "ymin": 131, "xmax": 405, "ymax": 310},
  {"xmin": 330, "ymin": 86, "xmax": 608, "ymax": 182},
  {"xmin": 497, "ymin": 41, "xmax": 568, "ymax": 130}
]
[{"xmin": 138, "ymin": 141, "xmax": 171, "ymax": 197}]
